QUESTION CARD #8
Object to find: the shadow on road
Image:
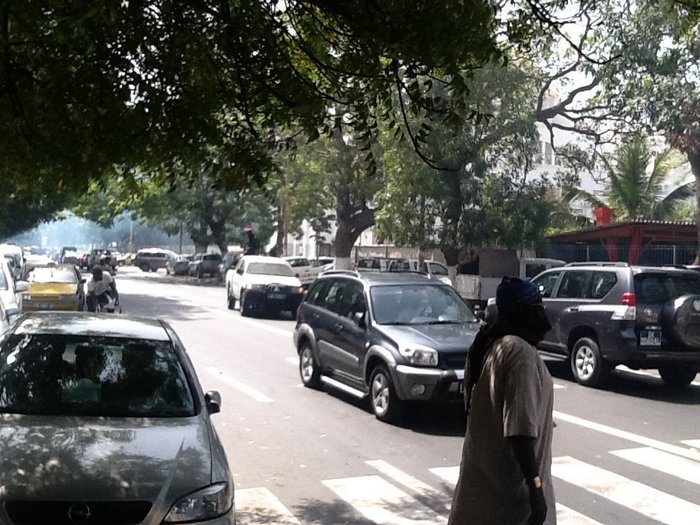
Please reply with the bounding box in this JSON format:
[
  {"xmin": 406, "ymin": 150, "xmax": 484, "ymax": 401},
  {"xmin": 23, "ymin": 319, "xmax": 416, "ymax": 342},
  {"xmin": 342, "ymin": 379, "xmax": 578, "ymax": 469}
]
[
  {"xmin": 545, "ymin": 358, "xmax": 700, "ymax": 405},
  {"xmin": 118, "ymin": 292, "xmax": 212, "ymax": 321}
]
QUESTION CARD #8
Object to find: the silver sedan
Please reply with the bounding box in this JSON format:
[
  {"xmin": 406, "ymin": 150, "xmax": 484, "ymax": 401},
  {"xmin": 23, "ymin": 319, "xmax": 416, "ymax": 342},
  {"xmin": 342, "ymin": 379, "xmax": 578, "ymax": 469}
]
[{"xmin": 0, "ymin": 312, "xmax": 234, "ymax": 525}]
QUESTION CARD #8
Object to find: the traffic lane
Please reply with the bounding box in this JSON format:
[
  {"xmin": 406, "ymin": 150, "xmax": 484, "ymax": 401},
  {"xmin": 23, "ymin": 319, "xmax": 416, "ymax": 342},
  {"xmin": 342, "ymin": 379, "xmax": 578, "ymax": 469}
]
[
  {"xmin": 117, "ymin": 275, "xmax": 468, "ymax": 510},
  {"xmin": 544, "ymin": 357, "xmax": 700, "ymax": 445}
]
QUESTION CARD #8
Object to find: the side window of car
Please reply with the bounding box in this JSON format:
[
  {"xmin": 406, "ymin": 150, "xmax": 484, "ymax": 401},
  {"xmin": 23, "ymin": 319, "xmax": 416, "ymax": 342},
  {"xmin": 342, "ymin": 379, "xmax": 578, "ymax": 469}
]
[
  {"xmin": 318, "ymin": 280, "xmax": 345, "ymax": 314},
  {"xmin": 341, "ymin": 282, "xmax": 366, "ymax": 319},
  {"xmin": 306, "ymin": 280, "xmax": 330, "ymax": 306},
  {"xmin": 557, "ymin": 271, "xmax": 592, "ymax": 299},
  {"xmin": 589, "ymin": 271, "xmax": 617, "ymax": 299},
  {"xmin": 430, "ymin": 262, "xmax": 448, "ymax": 276},
  {"xmin": 532, "ymin": 271, "xmax": 560, "ymax": 298}
]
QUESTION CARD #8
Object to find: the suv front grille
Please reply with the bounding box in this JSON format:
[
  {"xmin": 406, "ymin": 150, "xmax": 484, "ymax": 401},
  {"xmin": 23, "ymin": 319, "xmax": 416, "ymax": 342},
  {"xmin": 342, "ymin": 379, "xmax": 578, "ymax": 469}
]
[
  {"xmin": 5, "ymin": 500, "xmax": 152, "ymax": 525},
  {"xmin": 441, "ymin": 353, "xmax": 466, "ymax": 370}
]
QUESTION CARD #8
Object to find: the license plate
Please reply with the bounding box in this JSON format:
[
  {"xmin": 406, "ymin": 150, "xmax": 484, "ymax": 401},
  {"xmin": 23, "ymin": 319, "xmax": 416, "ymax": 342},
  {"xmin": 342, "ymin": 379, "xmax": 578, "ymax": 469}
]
[
  {"xmin": 640, "ymin": 330, "xmax": 661, "ymax": 346},
  {"xmin": 267, "ymin": 293, "xmax": 286, "ymax": 300},
  {"xmin": 450, "ymin": 381, "xmax": 465, "ymax": 393},
  {"xmin": 36, "ymin": 302, "xmax": 53, "ymax": 309}
]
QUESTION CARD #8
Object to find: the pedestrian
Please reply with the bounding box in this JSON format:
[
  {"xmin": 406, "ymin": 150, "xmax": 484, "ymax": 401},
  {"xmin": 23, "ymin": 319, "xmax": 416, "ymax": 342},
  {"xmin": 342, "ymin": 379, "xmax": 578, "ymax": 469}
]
[
  {"xmin": 243, "ymin": 227, "xmax": 259, "ymax": 256},
  {"xmin": 448, "ymin": 276, "xmax": 556, "ymax": 525}
]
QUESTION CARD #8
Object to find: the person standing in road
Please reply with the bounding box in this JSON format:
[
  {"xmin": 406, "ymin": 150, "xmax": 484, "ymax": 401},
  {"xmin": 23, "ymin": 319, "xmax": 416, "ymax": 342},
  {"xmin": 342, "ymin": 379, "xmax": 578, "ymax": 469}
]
[
  {"xmin": 243, "ymin": 227, "xmax": 260, "ymax": 256},
  {"xmin": 448, "ymin": 276, "xmax": 556, "ymax": 525}
]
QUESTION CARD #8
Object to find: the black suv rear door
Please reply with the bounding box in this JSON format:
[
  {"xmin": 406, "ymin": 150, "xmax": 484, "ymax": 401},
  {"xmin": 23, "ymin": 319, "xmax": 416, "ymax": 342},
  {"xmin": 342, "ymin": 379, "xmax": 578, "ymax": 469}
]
[
  {"xmin": 531, "ymin": 269, "xmax": 563, "ymax": 353},
  {"xmin": 546, "ymin": 270, "xmax": 594, "ymax": 355}
]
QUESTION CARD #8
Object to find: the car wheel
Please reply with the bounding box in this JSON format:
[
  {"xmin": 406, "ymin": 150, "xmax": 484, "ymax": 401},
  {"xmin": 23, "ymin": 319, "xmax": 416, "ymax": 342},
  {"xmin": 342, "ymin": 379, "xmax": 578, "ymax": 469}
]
[
  {"xmin": 299, "ymin": 343, "xmax": 321, "ymax": 389},
  {"xmin": 227, "ymin": 286, "xmax": 235, "ymax": 310},
  {"xmin": 240, "ymin": 291, "xmax": 252, "ymax": 317},
  {"xmin": 570, "ymin": 337, "xmax": 609, "ymax": 387},
  {"xmin": 369, "ymin": 365, "xmax": 404, "ymax": 423},
  {"xmin": 658, "ymin": 365, "xmax": 697, "ymax": 388}
]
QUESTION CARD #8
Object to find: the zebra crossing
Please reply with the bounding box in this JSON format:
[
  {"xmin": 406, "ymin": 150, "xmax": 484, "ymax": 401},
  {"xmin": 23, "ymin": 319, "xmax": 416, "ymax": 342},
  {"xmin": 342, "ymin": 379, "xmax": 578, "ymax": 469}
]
[{"xmin": 235, "ymin": 437, "xmax": 700, "ymax": 524}]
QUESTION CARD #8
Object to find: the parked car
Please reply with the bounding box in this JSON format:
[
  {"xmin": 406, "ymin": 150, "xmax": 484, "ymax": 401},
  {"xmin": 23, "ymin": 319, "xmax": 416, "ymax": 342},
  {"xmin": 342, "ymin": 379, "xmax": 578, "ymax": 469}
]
[
  {"xmin": 355, "ymin": 257, "xmax": 407, "ymax": 272},
  {"xmin": 218, "ymin": 252, "xmax": 241, "ymax": 281},
  {"xmin": 0, "ymin": 312, "xmax": 234, "ymax": 524},
  {"xmin": 166, "ymin": 254, "xmax": 194, "ymax": 276},
  {"xmin": 486, "ymin": 262, "xmax": 700, "ymax": 388},
  {"xmin": 133, "ymin": 248, "xmax": 176, "ymax": 272},
  {"xmin": 0, "ymin": 257, "xmax": 28, "ymax": 322},
  {"xmin": 59, "ymin": 246, "xmax": 79, "ymax": 264},
  {"xmin": 387, "ymin": 259, "xmax": 453, "ymax": 286},
  {"xmin": 225, "ymin": 255, "xmax": 304, "ymax": 316},
  {"xmin": 294, "ymin": 271, "xmax": 480, "ymax": 422},
  {"xmin": 0, "ymin": 244, "xmax": 24, "ymax": 281},
  {"xmin": 189, "ymin": 253, "xmax": 223, "ymax": 278},
  {"xmin": 310, "ymin": 257, "xmax": 334, "ymax": 268},
  {"xmin": 22, "ymin": 264, "xmax": 86, "ymax": 312},
  {"xmin": 282, "ymin": 256, "xmax": 320, "ymax": 287}
]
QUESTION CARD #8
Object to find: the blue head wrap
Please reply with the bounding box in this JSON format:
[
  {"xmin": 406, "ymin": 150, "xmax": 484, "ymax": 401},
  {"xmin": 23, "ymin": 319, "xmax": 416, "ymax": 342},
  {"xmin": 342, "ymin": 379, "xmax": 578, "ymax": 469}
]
[{"xmin": 496, "ymin": 276, "xmax": 541, "ymax": 314}]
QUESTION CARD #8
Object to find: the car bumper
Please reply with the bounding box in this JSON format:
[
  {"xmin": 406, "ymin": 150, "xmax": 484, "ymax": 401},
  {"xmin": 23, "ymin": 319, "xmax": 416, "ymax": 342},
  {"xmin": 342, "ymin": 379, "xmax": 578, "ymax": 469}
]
[
  {"xmin": 601, "ymin": 328, "xmax": 700, "ymax": 368},
  {"xmin": 392, "ymin": 365, "xmax": 464, "ymax": 402},
  {"xmin": 245, "ymin": 289, "xmax": 304, "ymax": 312}
]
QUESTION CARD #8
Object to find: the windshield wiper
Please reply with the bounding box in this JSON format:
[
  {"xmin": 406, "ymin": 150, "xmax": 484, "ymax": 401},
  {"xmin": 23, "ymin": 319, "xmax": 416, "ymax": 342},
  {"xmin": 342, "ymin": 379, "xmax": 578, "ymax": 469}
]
[{"xmin": 425, "ymin": 320, "xmax": 461, "ymax": 325}]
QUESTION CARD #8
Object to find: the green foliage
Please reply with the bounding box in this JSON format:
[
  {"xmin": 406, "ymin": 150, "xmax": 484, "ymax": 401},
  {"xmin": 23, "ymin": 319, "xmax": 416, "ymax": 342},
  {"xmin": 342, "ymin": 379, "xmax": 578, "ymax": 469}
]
[{"xmin": 574, "ymin": 136, "xmax": 694, "ymax": 221}]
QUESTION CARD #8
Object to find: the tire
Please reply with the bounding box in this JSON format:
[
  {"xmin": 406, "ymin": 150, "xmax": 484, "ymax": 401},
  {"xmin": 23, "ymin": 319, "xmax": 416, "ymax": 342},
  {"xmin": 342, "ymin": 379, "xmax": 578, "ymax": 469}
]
[
  {"xmin": 227, "ymin": 286, "xmax": 235, "ymax": 310},
  {"xmin": 369, "ymin": 365, "xmax": 404, "ymax": 423},
  {"xmin": 658, "ymin": 365, "xmax": 697, "ymax": 388},
  {"xmin": 240, "ymin": 291, "xmax": 252, "ymax": 317},
  {"xmin": 570, "ymin": 337, "xmax": 609, "ymax": 387},
  {"xmin": 299, "ymin": 343, "xmax": 321, "ymax": 389}
]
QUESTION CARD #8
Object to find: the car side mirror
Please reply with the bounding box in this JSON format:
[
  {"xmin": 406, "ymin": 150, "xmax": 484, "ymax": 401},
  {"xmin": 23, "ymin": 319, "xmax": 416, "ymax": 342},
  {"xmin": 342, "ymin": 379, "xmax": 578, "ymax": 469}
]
[
  {"xmin": 205, "ymin": 390, "xmax": 221, "ymax": 414},
  {"xmin": 15, "ymin": 281, "xmax": 29, "ymax": 293},
  {"xmin": 6, "ymin": 306, "xmax": 19, "ymax": 318},
  {"xmin": 472, "ymin": 305, "xmax": 485, "ymax": 321},
  {"xmin": 236, "ymin": 268, "xmax": 244, "ymax": 275},
  {"xmin": 352, "ymin": 311, "xmax": 367, "ymax": 329}
]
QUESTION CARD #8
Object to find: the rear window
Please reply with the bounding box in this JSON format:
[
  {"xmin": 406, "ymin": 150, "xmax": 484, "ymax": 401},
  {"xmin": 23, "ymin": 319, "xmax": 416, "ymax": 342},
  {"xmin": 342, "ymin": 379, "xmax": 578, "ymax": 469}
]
[
  {"xmin": 28, "ymin": 268, "xmax": 77, "ymax": 284},
  {"xmin": 0, "ymin": 334, "xmax": 195, "ymax": 417},
  {"xmin": 203, "ymin": 254, "xmax": 222, "ymax": 262},
  {"xmin": 634, "ymin": 273, "xmax": 700, "ymax": 304},
  {"xmin": 247, "ymin": 262, "xmax": 294, "ymax": 277}
]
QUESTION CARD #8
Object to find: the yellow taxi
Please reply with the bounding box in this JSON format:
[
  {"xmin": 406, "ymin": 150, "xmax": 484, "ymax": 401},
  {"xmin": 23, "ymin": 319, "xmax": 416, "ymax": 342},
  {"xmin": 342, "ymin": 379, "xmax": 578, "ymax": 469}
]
[{"xmin": 22, "ymin": 264, "xmax": 86, "ymax": 311}]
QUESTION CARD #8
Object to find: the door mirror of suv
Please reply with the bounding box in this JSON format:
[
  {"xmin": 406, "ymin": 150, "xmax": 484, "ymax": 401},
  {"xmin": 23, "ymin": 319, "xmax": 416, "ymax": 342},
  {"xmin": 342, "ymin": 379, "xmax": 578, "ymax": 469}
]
[
  {"xmin": 237, "ymin": 268, "xmax": 244, "ymax": 275},
  {"xmin": 15, "ymin": 281, "xmax": 29, "ymax": 293},
  {"xmin": 352, "ymin": 311, "xmax": 367, "ymax": 329}
]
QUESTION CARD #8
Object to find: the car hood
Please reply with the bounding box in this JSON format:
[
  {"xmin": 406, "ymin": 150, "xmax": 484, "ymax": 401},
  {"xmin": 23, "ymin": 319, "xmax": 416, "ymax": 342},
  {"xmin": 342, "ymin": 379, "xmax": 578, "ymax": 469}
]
[
  {"xmin": 245, "ymin": 274, "xmax": 302, "ymax": 287},
  {"xmin": 377, "ymin": 322, "xmax": 479, "ymax": 353},
  {"xmin": 0, "ymin": 414, "xmax": 213, "ymax": 501},
  {"xmin": 27, "ymin": 283, "xmax": 78, "ymax": 296}
]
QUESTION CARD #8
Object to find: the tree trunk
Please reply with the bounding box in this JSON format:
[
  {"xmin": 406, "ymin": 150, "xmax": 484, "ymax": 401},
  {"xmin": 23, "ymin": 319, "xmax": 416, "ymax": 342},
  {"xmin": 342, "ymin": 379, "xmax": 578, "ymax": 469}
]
[
  {"xmin": 333, "ymin": 208, "xmax": 375, "ymax": 270},
  {"xmin": 275, "ymin": 201, "xmax": 285, "ymax": 256}
]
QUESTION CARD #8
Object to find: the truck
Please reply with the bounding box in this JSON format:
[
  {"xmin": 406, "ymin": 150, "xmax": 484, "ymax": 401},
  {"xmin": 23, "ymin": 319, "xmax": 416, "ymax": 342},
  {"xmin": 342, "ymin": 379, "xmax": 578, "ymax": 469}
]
[{"xmin": 454, "ymin": 248, "xmax": 564, "ymax": 309}]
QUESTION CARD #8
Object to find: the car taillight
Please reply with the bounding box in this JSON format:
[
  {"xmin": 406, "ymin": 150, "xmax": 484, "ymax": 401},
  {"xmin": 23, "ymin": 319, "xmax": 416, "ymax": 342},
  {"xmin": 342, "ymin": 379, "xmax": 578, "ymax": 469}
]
[{"xmin": 622, "ymin": 292, "xmax": 636, "ymax": 306}]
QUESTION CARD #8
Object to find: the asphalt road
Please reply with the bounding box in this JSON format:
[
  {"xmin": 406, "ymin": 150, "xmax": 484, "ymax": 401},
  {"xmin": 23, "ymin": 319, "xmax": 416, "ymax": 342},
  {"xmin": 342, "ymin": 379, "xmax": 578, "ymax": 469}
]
[{"xmin": 116, "ymin": 266, "xmax": 700, "ymax": 525}]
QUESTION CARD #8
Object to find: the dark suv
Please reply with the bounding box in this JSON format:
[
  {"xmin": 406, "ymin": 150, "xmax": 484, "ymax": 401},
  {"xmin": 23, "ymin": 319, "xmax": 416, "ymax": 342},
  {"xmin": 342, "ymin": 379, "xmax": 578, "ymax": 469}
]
[
  {"xmin": 293, "ymin": 271, "xmax": 480, "ymax": 422},
  {"xmin": 497, "ymin": 263, "xmax": 700, "ymax": 388}
]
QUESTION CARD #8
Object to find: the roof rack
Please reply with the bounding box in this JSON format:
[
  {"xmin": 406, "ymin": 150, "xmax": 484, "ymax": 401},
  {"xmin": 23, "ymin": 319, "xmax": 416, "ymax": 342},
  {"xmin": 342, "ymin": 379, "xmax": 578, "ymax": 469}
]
[
  {"xmin": 565, "ymin": 262, "xmax": 629, "ymax": 267},
  {"xmin": 320, "ymin": 269, "xmax": 360, "ymax": 277}
]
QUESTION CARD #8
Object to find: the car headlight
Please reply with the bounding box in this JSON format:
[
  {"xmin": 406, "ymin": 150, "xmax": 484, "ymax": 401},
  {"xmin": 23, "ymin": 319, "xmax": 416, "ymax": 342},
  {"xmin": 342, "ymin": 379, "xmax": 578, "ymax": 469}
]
[
  {"xmin": 399, "ymin": 346, "xmax": 438, "ymax": 366},
  {"xmin": 22, "ymin": 295, "xmax": 31, "ymax": 301},
  {"xmin": 164, "ymin": 482, "xmax": 233, "ymax": 523}
]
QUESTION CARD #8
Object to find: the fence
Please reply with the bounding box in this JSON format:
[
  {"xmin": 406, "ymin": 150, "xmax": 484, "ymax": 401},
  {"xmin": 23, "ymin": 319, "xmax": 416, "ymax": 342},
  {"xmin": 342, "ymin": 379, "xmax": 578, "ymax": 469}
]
[{"xmin": 543, "ymin": 243, "xmax": 698, "ymax": 266}]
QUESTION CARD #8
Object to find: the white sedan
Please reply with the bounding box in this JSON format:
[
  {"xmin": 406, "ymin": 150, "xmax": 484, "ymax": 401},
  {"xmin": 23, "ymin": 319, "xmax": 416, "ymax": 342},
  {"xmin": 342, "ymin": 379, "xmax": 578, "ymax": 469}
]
[{"xmin": 226, "ymin": 256, "xmax": 304, "ymax": 317}]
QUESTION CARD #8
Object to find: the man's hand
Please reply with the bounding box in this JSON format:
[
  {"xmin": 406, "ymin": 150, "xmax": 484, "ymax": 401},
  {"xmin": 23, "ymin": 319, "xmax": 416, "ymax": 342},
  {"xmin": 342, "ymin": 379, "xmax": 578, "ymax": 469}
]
[{"xmin": 527, "ymin": 483, "xmax": 547, "ymax": 525}]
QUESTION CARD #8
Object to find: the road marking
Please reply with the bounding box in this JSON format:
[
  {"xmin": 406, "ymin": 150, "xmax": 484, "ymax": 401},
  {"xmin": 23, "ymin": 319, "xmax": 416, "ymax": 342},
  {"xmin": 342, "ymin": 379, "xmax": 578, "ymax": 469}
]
[
  {"xmin": 683, "ymin": 439, "xmax": 700, "ymax": 449},
  {"xmin": 429, "ymin": 466, "xmax": 459, "ymax": 486},
  {"xmin": 323, "ymin": 475, "xmax": 448, "ymax": 524},
  {"xmin": 616, "ymin": 365, "xmax": 700, "ymax": 386},
  {"xmin": 236, "ymin": 487, "xmax": 301, "ymax": 525},
  {"xmin": 366, "ymin": 460, "xmax": 451, "ymax": 514},
  {"xmin": 228, "ymin": 314, "xmax": 295, "ymax": 338},
  {"xmin": 552, "ymin": 456, "xmax": 700, "ymax": 525},
  {"xmin": 556, "ymin": 503, "xmax": 605, "ymax": 524},
  {"xmin": 554, "ymin": 410, "xmax": 700, "ymax": 461},
  {"xmin": 611, "ymin": 447, "xmax": 700, "ymax": 485},
  {"xmin": 553, "ymin": 383, "xmax": 565, "ymax": 389},
  {"xmin": 204, "ymin": 366, "xmax": 273, "ymax": 403}
]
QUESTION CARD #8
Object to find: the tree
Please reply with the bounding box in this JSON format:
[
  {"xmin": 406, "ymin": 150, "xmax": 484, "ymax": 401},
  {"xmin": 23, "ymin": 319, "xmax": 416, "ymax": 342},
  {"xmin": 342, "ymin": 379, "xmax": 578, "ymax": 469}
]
[
  {"xmin": 573, "ymin": 136, "xmax": 694, "ymax": 221},
  {"xmin": 593, "ymin": 0, "xmax": 700, "ymax": 258}
]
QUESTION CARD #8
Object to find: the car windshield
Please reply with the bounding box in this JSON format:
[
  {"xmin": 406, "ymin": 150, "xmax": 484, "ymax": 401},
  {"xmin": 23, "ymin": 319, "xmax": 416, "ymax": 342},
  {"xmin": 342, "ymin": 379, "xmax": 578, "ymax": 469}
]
[
  {"xmin": 248, "ymin": 262, "xmax": 294, "ymax": 277},
  {"xmin": 28, "ymin": 268, "xmax": 77, "ymax": 284},
  {"xmin": 370, "ymin": 284, "xmax": 477, "ymax": 325},
  {"xmin": 0, "ymin": 334, "xmax": 196, "ymax": 417},
  {"xmin": 634, "ymin": 274, "xmax": 700, "ymax": 304},
  {"xmin": 203, "ymin": 254, "xmax": 221, "ymax": 262}
]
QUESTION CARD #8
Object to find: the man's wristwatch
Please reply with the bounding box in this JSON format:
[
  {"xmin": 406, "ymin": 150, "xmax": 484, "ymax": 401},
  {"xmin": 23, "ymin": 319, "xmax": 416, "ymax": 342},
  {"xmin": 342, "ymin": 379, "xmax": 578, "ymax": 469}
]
[{"xmin": 529, "ymin": 475, "xmax": 543, "ymax": 489}]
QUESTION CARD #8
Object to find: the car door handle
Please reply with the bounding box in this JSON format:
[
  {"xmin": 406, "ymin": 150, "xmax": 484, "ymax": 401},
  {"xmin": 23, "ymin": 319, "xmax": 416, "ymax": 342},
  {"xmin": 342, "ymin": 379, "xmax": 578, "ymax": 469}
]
[
  {"xmin": 568, "ymin": 307, "xmax": 579, "ymax": 312},
  {"xmin": 334, "ymin": 323, "xmax": 344, "ymax": 331}
]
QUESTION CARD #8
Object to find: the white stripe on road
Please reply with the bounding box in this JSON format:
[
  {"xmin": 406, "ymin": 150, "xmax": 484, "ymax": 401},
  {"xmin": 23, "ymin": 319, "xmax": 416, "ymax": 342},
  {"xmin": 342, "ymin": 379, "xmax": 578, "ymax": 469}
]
[
  {"xmin": 554, "ymin": 411, "xmax": 700, "ymax": 461},
  {"xmin": 611, "ymin": 447, "xmax": 700, "ymax": 485},
  {"xmin": 616, "ymin": 365, "xmax": 700, "ymax": 386},
  {"xmin": 683, "ymin": 439, "xmax": 700, "ymax": 449},
  {"xmin": 429, "ymin": 466, "xmax": 459, "ymax": 487},
  {"xmin": 323, "ymin": 475, "xmax": 447, "ymax": 524},
  {"xmin": 552, "ymin": 456, "xmax": 700, "ymax": 525},
  {"xmin": 553, "ymin": 383, "xmax": 565, "ymax": 389},
  {"xmin": 204, "ymin": 366, "xmax": 273, "ymax": 403},
  {"xmin": 366, "ymin": 460, "xmax": 451, "ymax": 514},
  {"xmin": 236, "ymin": 487, "xmax": 301, "ymax": 525},
  {"xmin": 555, "ymin": 503, "xmax": 605, "ymax": 525}
]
